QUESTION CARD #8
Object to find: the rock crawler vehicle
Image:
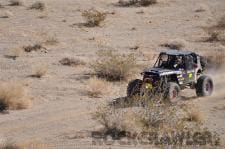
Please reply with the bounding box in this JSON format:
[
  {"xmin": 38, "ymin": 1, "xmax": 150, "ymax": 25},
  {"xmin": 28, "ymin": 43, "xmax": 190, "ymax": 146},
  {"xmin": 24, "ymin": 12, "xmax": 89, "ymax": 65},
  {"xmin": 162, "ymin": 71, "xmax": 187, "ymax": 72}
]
[{"xmin": 127, "ymin": 50, "xmax": 213, "ymax": 103}]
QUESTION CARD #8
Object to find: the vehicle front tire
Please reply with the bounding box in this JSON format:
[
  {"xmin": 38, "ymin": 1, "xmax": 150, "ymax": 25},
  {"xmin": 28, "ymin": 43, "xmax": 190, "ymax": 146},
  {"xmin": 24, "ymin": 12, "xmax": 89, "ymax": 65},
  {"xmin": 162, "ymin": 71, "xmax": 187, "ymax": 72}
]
[
  {"xmin": 127, "ymin": 79, "xmax": 143, "ymax": 97},
  {"xmin": 166, "ymin": 82, "xmax": 181, "ymax": 103},
  {"xmin": 196, "ymin": 75, "xmax": 213, "ymax": 97}
]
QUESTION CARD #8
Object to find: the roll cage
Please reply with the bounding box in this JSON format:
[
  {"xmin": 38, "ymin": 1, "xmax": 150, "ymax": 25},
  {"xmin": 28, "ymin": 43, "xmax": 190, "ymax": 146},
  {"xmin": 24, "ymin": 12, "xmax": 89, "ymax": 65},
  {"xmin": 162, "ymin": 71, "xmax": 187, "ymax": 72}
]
[{"xmin": 154, "ymin": 51, "xmax": 198, "ymax": 71}]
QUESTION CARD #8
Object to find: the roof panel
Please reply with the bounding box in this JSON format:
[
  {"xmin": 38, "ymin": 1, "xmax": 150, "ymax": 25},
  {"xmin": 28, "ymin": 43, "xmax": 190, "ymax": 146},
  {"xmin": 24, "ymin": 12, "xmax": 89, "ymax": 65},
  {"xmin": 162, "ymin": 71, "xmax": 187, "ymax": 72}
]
[{"xmin": 161, "ymin": 50, "xmax": 193, "ymax": 55}]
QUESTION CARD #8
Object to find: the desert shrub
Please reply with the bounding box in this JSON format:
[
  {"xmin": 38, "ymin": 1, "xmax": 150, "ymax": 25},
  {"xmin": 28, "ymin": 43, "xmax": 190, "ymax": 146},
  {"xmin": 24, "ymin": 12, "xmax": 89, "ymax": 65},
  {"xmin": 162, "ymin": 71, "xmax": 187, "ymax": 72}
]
[
  {"xmin": 204, "ymin": 49, "xmax": 225, "ymax": 68},
  {"xmin": 160, "ymin": 39, "xmax": 186, "ymax": 50},
  {"xmin": 205, "ymin": 31, "xmax": 220, "ymax": 42},
  {"xmin": 94, "ymin": 101, "xmax": 203, "ymax": 139},
  {"xmin": 204, "ymin": 30, "xmax": 225, "ymax": 45},
  {"xmin": 82, "ymin": 9, "xmax": 106, "ymax": 27},
  {"xmin": 0, "ymin": 3, "xmax": 3, "ymax": 8},
  {"xmin": 31, "ymin": 65, "xmax": 48, "ymax": 78},
  {"xmin": 9, "ymin": 0, "xmax": 24, "ymax": 6},
  {"xmin": 139, "ymin": 0, "xmax": 157, "ymax": 6},
  {"xmin": 204, "ymin": 15, "xmax": 225, "ymax": 45},
  {"xmin": 4, "ymin": 47, "xmax": 23, "ymax": 60},
  {"xmin": 86, "ymin": 77, "xmax": 111, "ymax": 98},
  {"xmin": 0, "ymin": 143, "xmax": 20, "ymax": 149},
  {"xmin": 195, "ymin": 4, "xmax": 209, "ymax": 12},
  {"xmin": 1, "ymin": 11, "xmax": 13, "ymax": 18},
  {"xmin": 59, "ymin": 57, "xmax": 85, "ymax": 66},
  {"xmin": 11, "ymin": 48, "xmax": 23, "ymax": 58},
  {"xmin": 92, "ymin": 50, "xmax": 137, "ymax": 81},
  {"xmin": 118, "ymin": 0, "xmax": 157, "ymax": 7},
  {"xmin": 129, "ymin": 45, "xmax": 139, "ymax": 50},
  {"xmin": 187, "ymin": 110, "xmax": 203, "ymax": 124},
  {"xmin": 0, "ymin": 139, "xmax": 45, "ymax": 149},
  {"xmin": 37, "ymin": 14, "xmax": 47, "ymax": 19},
  {"xmin": 216, "ymin": 15, "xmax": 225, "ymax": 29},
  {"xmin": 118, "ymin": 0, "xmax": 137, "ymax": 6},
  {"xmin": 1, "ymin": 15, "xmax": 9, "ymax": 19},
  {"xmin": 0, "ymin": 82, "xmax": 31, "ymax": 111},
  {"xmin": 29, "ymin": 1, "xmax": 45, "ymax": 11},
  {"xmin": 44, "ymin": 36, "xmax": 59, "ymax": 45},
  {"xmin": 23, "ymin": 44, "xmax": 46, "ymax": 52}
]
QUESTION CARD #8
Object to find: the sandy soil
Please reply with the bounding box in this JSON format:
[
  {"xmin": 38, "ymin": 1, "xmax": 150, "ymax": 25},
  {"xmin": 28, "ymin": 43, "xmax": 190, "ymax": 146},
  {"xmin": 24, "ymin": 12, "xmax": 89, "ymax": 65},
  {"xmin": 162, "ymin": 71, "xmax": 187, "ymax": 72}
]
[{"xmin": 0, "ymin": 0, "xmax": 225, "ymax": 148}]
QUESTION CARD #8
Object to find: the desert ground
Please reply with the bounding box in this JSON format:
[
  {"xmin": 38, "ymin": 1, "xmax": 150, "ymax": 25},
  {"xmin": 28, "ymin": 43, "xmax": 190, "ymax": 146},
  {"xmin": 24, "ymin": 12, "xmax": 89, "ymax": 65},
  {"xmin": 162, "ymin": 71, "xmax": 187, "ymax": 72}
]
[{"xmin": 0, "ymin": 0, "xmax": 225, "ymax": 148}]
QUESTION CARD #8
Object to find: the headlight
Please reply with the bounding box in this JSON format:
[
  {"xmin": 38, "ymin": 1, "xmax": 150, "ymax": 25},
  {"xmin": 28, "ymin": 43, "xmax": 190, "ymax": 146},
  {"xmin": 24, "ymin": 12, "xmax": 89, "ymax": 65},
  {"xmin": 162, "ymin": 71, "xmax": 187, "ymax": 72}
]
[{"xmin": 145, "ymin": 83, "xmax": 153, "ymax": 89}]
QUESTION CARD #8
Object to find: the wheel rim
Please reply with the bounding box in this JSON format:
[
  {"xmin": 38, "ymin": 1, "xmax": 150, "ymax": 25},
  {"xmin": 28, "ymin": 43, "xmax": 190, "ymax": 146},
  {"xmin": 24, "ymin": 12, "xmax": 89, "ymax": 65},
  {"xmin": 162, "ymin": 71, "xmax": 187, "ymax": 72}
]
[
  {"xmin": 205, "ymin": 81, "xmax": 212, "ymax": 93},
  {"xmin": 167, "ymin": 83, "xmax": 180, "ymax": 103},
  {"xmin": 172, "ymin": 89, "xmax": 178, "ymax": 99},
  {"xmin": 170, "ymin": 89, "xmax": 178, "ymax": 103}
]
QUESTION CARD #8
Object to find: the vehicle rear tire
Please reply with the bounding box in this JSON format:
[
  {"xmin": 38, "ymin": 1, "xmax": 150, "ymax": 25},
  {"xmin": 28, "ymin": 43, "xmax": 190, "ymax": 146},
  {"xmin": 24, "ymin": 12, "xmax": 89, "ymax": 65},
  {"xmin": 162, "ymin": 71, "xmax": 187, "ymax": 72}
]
[
  {"xmin": 166, "ymin": 82, "xmax": 181, "ymax": 103},
  {"xmin": 127, "ymin": 79, "xmax": 143, "ymax": 97},
  {"xmin": 196, "ymin": 75, "xmax": 213, "ymax": 97}
]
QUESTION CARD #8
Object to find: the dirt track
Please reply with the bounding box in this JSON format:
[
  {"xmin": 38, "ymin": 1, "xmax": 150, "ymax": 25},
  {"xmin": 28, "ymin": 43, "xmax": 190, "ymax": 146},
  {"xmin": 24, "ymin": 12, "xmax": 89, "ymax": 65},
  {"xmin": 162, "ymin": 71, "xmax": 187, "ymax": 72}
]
[{"xmin": 0, "ymin": 0, "xmax": 225, "ymax": 148}]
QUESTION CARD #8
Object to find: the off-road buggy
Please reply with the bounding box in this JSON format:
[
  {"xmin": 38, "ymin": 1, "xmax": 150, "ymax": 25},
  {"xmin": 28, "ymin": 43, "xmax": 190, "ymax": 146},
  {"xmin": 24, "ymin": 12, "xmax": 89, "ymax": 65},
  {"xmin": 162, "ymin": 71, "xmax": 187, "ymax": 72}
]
[{"xmin": 127, "ymin": 50, "xmax": 213, "ymax": 103}]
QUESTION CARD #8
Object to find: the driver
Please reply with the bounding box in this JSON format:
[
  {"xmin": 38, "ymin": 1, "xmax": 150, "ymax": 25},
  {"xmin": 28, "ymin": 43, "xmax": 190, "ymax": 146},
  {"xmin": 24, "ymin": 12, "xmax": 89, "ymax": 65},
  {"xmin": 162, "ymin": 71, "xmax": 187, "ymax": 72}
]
[{"xmin": 174, "ymin": 56, "xmax": 184, "ymax": 69}]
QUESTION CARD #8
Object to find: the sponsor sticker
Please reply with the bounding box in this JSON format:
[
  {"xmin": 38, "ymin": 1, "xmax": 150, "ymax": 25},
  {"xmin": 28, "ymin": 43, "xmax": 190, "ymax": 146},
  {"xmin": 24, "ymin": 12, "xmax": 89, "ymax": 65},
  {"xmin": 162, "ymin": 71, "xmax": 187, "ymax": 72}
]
[{"xmin": 189, "ymin": 73, "xmax": 193, "ymax": 78}]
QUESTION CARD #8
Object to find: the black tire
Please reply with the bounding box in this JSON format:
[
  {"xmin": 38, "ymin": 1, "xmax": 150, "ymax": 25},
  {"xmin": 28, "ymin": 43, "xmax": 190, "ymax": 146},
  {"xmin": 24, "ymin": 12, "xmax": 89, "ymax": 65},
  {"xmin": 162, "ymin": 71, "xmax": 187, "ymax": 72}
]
[
  {"xmin": 196, "ymin": 75, "xmax": 213, "ymax": 97},
  {"xmin": 127, "ymin": 79, "xmax": 143, "ymax": 97},
  {"xmin": 166, "ymin": 82, "xmax": 181, "ymax": 103}
]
